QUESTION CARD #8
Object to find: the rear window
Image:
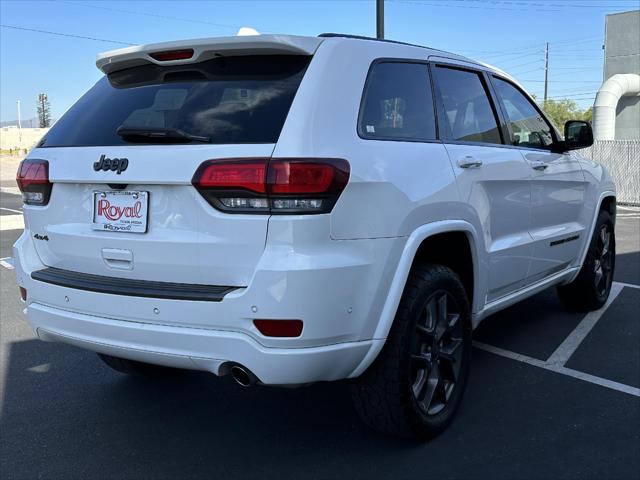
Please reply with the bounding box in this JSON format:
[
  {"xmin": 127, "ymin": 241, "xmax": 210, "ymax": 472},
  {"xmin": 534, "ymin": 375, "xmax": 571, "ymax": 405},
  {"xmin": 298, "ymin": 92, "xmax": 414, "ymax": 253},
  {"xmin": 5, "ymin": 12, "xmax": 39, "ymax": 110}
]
[{"xmin": 39, "ymin": 55, "xmax": 310, "ymax": 147}]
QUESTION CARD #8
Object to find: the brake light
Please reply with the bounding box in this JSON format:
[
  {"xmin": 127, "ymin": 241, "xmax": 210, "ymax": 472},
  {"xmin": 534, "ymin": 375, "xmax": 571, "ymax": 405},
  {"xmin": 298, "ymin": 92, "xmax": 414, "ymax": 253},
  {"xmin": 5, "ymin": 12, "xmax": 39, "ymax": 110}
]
[
  {"xmin": 268, "ymin": 162, "xmax": 335, "ymax": 194},
  {"xmin": 149, "ymin": 49, "xmax": 194, "ymax": 61},
  {"xmin": 16, "ymin": 159, "xmax": 52, "ymax": 205},
  {"xmin": 192, "ymin": 158, "xmax": 350, "ymax": 214},
  {"xmin": 193, "ymin": 160, "xmax": 267, "ymax": 193}
]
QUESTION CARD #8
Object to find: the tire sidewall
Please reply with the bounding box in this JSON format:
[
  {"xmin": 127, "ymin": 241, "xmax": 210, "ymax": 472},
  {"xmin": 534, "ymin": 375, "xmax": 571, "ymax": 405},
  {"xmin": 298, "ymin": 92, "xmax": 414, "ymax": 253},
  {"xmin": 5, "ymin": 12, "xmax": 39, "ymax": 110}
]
[
  {"xmin": 585, "ymin": 211, "xmax": 616, "ymax": 305},
  {"xmin": 401, "ymin": 269, "xmax": 472, "ymax": 436}
]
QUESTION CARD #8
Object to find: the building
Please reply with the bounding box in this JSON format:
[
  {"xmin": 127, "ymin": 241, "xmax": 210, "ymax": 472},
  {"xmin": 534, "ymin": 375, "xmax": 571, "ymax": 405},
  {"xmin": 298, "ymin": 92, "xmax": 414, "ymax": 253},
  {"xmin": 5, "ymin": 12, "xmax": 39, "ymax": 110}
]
[{"xmin": 598, "ymin": 10, "xmax": 640, "ymax": 140}]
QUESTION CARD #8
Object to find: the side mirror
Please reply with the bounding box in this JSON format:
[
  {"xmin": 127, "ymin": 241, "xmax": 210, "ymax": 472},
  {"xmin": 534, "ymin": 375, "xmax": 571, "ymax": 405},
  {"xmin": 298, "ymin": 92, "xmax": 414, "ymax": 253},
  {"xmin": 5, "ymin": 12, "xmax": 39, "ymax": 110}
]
[{"xmin": 563, "ymin": 120, "xmax": 593, "ymax": 151}]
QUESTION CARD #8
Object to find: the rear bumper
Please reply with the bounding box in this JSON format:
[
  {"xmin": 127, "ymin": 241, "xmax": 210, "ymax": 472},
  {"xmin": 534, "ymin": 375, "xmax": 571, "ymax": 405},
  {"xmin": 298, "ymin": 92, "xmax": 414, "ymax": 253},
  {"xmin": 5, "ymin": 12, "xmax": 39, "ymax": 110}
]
[
  {"xmin": 29, "ymin": 302, "xmax": 379, "ymax": 384},
  {"xmin": 13, "ymin": 223, "xmax": 403, "ymax": 384}
]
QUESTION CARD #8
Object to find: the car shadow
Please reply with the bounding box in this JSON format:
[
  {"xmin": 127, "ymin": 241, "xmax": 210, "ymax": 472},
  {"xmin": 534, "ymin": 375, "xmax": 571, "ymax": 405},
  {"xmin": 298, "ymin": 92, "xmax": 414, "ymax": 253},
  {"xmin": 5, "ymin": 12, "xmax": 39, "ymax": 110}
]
[{"xmin": 1, "ymin": 251, "xmax": 639, "ymax": 479}]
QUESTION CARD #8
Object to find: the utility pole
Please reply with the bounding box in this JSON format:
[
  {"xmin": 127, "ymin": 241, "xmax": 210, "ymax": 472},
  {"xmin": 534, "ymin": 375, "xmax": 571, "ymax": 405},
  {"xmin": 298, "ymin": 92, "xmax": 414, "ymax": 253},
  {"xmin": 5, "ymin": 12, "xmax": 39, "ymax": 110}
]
[
  {"xmin": 543, "ymin": 42, "xmax": 549, "ymax": 104},
  {"xmin": 16, "ymin": 100, "xmax": 21, "ymax": 129},
  {"xmin": 376, "ymin": 0, "xmax": 384, "ymax": 39}
]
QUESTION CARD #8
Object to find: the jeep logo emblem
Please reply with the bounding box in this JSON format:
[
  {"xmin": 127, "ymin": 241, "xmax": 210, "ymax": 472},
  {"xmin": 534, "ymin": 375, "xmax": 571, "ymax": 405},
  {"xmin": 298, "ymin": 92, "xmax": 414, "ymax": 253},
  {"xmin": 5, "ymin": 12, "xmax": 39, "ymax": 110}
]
[{"xmin": 94, "ymin": 155, "xmax": 129, "ymax": 174}]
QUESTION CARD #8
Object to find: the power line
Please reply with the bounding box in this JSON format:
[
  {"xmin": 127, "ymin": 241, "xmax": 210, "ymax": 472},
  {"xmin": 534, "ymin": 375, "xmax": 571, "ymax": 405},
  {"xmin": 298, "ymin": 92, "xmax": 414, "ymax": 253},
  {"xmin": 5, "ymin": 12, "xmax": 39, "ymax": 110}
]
[
  {"xmin": 499, "ymin": 58, "xmax": 544, "ymax": 69},
  {"xmin": 57, "ymin": 1, "xmax": 244, "ymax": 31},
  {"xmin": 466, "ymin": 0, "xmax": 637, "ymax": 9},
  {"xmin": 490, "ymin": 51, "xmax": 544, "ymax": 64},
  {"xmin": 520, "ymin": 79, "xmax": 602, "ymax": 83},
  {"xmin": 0, "ymin": 24, "xmax": 134, "ymax": 45},
  {"xmin": 548, "ymin": 91, "xmax": 598, "ymax": 98}
]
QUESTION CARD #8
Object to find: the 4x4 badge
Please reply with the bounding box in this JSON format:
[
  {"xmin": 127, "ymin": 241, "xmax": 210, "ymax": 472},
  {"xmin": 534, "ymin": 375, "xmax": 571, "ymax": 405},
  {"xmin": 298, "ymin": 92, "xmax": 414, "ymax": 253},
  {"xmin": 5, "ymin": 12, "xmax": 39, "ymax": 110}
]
[{"xmin": 94, "ymin": 155, "xmax": 128, "ymax": 174}]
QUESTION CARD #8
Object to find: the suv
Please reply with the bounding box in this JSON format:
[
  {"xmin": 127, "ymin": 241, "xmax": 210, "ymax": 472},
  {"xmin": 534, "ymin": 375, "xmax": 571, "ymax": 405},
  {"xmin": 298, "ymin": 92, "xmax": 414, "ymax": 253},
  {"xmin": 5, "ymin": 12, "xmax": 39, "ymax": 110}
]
[{"xmin": 14, "ymin": 34, "xmax": 616, "ymax": 439}]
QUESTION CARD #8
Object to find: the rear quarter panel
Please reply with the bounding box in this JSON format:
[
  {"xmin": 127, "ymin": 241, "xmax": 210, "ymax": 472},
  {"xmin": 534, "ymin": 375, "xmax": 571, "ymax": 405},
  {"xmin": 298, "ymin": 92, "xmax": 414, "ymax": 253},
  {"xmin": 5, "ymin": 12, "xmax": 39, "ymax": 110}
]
[{"xmin": 274, "ymin": 39, "xmax": 464, "ymax": 240}]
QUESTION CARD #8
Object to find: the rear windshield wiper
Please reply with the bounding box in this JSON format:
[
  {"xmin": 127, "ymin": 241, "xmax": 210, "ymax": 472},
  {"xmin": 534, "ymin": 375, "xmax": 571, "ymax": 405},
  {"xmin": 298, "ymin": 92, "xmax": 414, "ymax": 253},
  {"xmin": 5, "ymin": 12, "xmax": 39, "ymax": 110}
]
[{"xmin": 116, "ymin": 126, "xmax": 211, "ymax": 143}]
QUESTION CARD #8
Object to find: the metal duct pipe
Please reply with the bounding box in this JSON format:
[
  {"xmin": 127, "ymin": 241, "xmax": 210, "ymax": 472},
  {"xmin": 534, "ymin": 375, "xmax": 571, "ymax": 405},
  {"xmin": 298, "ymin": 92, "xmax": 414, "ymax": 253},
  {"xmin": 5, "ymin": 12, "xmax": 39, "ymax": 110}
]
[{"xmin": 593, "ymin": 74, "xmax": 640, "ymax": 141}]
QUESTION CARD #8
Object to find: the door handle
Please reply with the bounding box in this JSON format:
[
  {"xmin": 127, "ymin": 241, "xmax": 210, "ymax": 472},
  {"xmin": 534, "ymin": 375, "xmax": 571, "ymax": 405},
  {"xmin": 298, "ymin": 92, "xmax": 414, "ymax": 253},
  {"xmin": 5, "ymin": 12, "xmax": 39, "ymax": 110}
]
[
  {"xmin": 531, "ymin": 161, "xmax": 549, "ymax": 171},
  {"xmin": 457, "ymin": 156, "xmax": 483, "ymax": 169}
]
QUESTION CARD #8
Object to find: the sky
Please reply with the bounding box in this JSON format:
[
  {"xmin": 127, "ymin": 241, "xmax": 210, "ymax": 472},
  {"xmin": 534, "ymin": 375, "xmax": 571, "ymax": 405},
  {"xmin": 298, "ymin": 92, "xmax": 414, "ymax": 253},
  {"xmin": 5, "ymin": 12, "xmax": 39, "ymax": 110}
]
[{"xmin": 1, "ymin": 0, "xmax": 638, "ymax": 123}]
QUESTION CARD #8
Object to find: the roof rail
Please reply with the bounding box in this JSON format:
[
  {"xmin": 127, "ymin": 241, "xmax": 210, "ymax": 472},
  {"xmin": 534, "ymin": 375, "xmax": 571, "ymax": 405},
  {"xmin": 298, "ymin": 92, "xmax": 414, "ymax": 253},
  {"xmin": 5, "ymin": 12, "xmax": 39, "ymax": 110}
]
[{"xmin": 318, "ymin": 33, "xmax": 431, "ymax": 51}]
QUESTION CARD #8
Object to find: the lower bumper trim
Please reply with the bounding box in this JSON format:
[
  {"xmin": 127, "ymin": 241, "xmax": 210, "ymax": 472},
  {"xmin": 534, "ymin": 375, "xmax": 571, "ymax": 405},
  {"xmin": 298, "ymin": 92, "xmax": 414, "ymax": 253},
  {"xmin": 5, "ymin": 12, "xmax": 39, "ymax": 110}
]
[{"xmin": 31, "ymin": 267, "xmax": 239, "ymax": 302}]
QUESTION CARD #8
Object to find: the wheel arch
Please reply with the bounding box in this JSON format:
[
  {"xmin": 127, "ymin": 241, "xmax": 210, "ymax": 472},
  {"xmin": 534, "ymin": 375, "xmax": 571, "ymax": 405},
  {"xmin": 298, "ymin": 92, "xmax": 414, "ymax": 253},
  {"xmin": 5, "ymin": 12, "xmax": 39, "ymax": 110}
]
[
  {"xmin": 349, "ymin": 220, "xmax": 484, "ymax": 378},
  {"xmin": 567, "ymin": 191, "xmax": 616, "ymax": 285}
]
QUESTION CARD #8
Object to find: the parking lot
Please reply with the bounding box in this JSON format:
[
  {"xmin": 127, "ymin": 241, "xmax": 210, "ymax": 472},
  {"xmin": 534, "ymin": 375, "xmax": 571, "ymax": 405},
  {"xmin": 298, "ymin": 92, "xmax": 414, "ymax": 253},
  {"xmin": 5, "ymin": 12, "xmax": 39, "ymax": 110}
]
[{"xmin": 1, "ymin": 162, "xmax": 638, "ymax": 479}]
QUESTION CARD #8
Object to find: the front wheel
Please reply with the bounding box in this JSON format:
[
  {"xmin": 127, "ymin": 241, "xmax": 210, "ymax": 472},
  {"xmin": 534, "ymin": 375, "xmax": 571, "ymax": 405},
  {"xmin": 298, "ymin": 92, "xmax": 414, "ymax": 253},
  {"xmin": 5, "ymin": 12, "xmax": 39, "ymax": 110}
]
[
  {"xmin": 351, "ymin": 264, "xmax": 472, "ymax": 440},
  {"xmin": 557, "ymin": 209, "xmax": 615, "ymax": 311}
]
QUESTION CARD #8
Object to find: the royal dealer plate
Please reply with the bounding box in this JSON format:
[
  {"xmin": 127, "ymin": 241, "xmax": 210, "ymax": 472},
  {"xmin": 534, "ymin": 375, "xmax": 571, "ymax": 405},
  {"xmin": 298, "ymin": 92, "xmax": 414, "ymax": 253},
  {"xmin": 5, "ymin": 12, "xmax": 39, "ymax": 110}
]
[{"xmin": 92, "ymin": 190, "xmax": 149, "ymax": 233}]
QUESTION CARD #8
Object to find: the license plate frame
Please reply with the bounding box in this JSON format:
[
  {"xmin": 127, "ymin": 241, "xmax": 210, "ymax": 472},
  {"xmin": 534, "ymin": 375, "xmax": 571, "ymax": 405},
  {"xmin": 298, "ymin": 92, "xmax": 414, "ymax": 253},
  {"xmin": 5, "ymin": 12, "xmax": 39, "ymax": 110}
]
[{"xmin": 92, "ymin": 190, "xmax": 149, "ymax": 234}]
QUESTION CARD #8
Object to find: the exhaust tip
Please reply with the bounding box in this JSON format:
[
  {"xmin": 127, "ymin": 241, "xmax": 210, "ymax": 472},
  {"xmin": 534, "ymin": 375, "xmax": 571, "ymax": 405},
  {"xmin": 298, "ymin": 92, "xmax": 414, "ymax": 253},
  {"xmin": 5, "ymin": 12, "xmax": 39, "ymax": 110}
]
[{"xmin": 230, "ymin": 365, "xmax": 253, "ymax": 387}]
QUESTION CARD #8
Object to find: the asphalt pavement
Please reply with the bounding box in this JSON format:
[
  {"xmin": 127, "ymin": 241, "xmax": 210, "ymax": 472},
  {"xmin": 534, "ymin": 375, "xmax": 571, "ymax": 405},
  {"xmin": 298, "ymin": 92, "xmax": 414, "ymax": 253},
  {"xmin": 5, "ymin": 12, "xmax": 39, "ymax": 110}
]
[{"xmin": 0, "ymin": 199, "xmax": 638, "ymax": 480}]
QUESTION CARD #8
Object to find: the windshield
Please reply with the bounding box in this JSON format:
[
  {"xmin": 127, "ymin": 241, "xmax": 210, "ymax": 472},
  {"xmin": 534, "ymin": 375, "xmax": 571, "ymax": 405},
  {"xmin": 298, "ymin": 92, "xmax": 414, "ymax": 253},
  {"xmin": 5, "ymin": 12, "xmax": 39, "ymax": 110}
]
[{"xmin": 39, "ymin": 55, "xmax": 311, "ymax": 147}]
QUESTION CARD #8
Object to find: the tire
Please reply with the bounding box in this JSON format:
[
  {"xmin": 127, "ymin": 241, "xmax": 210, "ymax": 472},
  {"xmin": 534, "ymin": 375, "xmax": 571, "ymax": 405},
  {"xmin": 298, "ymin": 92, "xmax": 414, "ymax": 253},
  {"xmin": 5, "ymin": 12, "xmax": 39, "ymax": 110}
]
[
  {"xmin": 97, "ymin": 353, "xmax": 182, "ymax": 377},
  {"xmin": 557, "ymin": 209, "xmax": 615, "ymax": 311},
  {"xmin": 351, "ymin": 264, "xmax": 472, "ymax": 440}
]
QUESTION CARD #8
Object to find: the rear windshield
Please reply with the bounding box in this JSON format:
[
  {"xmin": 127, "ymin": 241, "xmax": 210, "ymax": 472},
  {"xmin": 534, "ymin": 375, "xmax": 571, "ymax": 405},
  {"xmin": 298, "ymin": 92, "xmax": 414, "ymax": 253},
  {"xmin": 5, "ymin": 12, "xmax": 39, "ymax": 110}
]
[{"xmin": 39, "ymin": 55, "xmax": 311, "ymax": 147}]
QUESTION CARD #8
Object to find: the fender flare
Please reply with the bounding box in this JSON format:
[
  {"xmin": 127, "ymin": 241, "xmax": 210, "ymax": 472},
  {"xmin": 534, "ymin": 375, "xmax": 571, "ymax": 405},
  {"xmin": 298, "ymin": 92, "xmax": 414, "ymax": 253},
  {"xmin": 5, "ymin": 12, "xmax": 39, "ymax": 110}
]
[
  {"xmin": 566, "ymin": 190, "xmax": 616, "ymax": 284},
  {"xmin": 349, "ymin": 220, "xmax": 483, "ymax": 378}
]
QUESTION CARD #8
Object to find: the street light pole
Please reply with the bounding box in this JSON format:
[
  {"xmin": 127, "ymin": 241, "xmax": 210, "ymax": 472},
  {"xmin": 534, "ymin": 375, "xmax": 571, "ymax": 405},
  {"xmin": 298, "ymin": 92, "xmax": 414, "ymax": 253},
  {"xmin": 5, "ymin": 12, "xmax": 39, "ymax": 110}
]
[
  {"xmin": 16, "ymin": 100, "xmax": 21, "ymax": 129},
  {"xmin": 376, "ymin": 0, "xmax": 384, "ymax": 39}
]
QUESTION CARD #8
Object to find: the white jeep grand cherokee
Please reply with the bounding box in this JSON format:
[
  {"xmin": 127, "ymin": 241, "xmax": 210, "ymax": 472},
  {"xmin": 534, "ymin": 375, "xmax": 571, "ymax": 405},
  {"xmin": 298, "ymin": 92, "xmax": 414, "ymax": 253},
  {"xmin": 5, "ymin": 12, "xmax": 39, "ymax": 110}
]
[{"xmin": 14, "ymin": 33, "xmax": 616, "ymax": 439}]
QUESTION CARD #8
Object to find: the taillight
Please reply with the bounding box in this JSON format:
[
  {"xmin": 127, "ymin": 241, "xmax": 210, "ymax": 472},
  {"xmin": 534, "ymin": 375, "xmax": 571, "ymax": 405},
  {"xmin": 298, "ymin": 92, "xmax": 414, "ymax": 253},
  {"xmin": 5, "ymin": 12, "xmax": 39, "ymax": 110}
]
[
  {"xmin": 192, "ymin": 158, "xmax": 350, "ymax": 214},
  {"xmin": 253, "ymin": 319, "xmax": 303, "ymax": 337},
  {"xmin": 16, "ymin": 159, "xmax": 52, "ymax": 205},
  {"xmin": 149, "ymin": 49, "xmax": 194, "ymax": 61}
]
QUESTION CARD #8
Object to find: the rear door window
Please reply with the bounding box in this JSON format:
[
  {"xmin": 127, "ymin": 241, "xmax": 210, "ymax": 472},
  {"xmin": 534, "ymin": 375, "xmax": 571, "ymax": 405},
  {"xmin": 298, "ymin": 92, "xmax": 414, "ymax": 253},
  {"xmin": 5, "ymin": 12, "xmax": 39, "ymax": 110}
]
[
  {"xmin": 433, "ymin": 66, "xmax": 502, "ymax": 145},
  {"xmin": 359, "ymin": 62, "xmax": 436, "ymax": 141},
  {"xmin": 39, "ymin": 55, "xmax": 310, "ymax": 147}
]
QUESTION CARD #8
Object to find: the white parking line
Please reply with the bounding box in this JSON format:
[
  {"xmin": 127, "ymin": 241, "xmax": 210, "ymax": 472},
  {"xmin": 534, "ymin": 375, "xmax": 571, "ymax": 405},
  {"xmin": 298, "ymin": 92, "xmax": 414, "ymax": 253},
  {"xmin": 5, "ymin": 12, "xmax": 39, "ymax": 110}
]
[
  {"xmin": 474, "ymin": 341, "xmax": 640, "ymax": 397},
  {"xmin": 0, "ymin": 214, "xmax": 24, "ymax": 231},
  {"xmin": 1, "ymin": 207, "xmax": 22, "ymax": 214},
  {"xmin": 546, "ymin": 282, "xmax": 624, "ymax": 366},
  {"xmin": 474, "ymin": 281, "xmax": 640, "ymax": 398},
  {"xmin": 0, "ymin": 257, "xmax": 14, "ymax": 269}
]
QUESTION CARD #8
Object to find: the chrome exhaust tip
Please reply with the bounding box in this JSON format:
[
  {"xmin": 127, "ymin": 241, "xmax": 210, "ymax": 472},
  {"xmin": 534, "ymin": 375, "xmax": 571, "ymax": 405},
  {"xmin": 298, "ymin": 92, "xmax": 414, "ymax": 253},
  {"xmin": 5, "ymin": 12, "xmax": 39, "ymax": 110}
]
[{"xmin": 230, "ymin": 365, "xmax": 255, "ymax": 387}]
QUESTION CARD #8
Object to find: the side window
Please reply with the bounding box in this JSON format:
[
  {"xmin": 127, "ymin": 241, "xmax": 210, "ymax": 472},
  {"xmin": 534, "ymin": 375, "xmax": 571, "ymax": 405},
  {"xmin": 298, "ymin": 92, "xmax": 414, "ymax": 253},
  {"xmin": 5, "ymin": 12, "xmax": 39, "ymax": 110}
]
[
  {"xmin": 433, "ymin": 66, "xmax": 502, "ymax": 145},
  {"xmin": 359, "ymin": 62, "xmax": 436, "ymax": 141},
  {"xmin": 493, "ymin": 77, "xmax": 554, "ymax": 149}
]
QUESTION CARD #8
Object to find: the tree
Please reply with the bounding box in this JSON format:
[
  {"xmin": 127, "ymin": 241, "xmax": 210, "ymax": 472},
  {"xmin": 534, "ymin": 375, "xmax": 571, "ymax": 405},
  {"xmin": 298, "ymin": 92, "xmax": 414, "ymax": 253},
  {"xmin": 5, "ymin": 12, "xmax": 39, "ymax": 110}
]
[
  {"xmin": 37, "ymin": 93, "xmax": 51, "ymax": 128},
  {"xmin": 538, "ymin": 98, "xmax": 592, "ymax": 129}
]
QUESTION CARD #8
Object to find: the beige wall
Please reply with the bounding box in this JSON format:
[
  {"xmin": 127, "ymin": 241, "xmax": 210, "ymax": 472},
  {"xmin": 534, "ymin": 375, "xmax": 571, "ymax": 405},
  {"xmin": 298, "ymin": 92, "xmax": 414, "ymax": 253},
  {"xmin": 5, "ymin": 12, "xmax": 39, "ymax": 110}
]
[{"xmin": 0, "ymin": 127, "xmax": 50, "ymax": 151}]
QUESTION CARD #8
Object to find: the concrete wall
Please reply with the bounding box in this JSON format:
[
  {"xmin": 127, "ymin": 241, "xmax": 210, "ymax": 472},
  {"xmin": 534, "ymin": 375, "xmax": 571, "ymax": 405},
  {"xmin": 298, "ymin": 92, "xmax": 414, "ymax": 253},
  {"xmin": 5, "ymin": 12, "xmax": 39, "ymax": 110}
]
[
  {"xmin": 0, "ymin": 127, "xmax": 50, "ymax": 151},
  {"xmin": 604, "ymin": 10, "xmax": 640, "ymax": 140}
]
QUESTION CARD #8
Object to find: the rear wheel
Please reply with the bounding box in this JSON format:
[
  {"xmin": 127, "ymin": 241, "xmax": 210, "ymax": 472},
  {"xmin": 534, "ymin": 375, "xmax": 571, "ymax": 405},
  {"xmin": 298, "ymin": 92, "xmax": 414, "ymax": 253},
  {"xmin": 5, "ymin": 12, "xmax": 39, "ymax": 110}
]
[
  {"xmin": 557, "ymin": 209, "xmax": 615, "ymax": 311},
  {"xmin": 351, "ymin": 264, "xmax": 472, "ymax": 440},
  {"xmin": 97, "ymin": 353, "xmax": 182, "ymax": 377}
]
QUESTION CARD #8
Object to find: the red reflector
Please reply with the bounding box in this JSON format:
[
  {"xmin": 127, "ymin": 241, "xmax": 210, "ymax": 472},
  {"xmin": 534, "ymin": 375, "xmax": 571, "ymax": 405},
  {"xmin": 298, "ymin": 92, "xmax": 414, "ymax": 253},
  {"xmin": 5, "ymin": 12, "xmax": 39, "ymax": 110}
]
[
  {"xmin": 16, "ymin": 159, "xmax": 49, "ymax": 190},
  {"xmin": 269, "ymin": 161, "xmax": 335, "ymax": 194},
  {"xmin": 19, "ymin": 287, "xmax": 27, "ymax": 301},
  {"xmin": 253, "ymin": 319, "xmax": 303, "ymax": 337},
  {"xmin": 149, "ymin": 49, "xmax": 194, "ymax": 61},
  {"xmin": 193, "ymin": 160, "xmax": 268, "ymax": 193}
]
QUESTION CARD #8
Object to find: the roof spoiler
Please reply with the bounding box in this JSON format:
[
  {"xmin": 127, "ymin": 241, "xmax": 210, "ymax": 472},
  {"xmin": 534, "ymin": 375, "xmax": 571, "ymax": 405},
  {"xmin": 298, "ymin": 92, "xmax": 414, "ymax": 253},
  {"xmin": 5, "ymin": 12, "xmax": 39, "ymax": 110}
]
[{"xmin": 96, "ymin": 34, "xmax": 324, "ymax": 74}]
